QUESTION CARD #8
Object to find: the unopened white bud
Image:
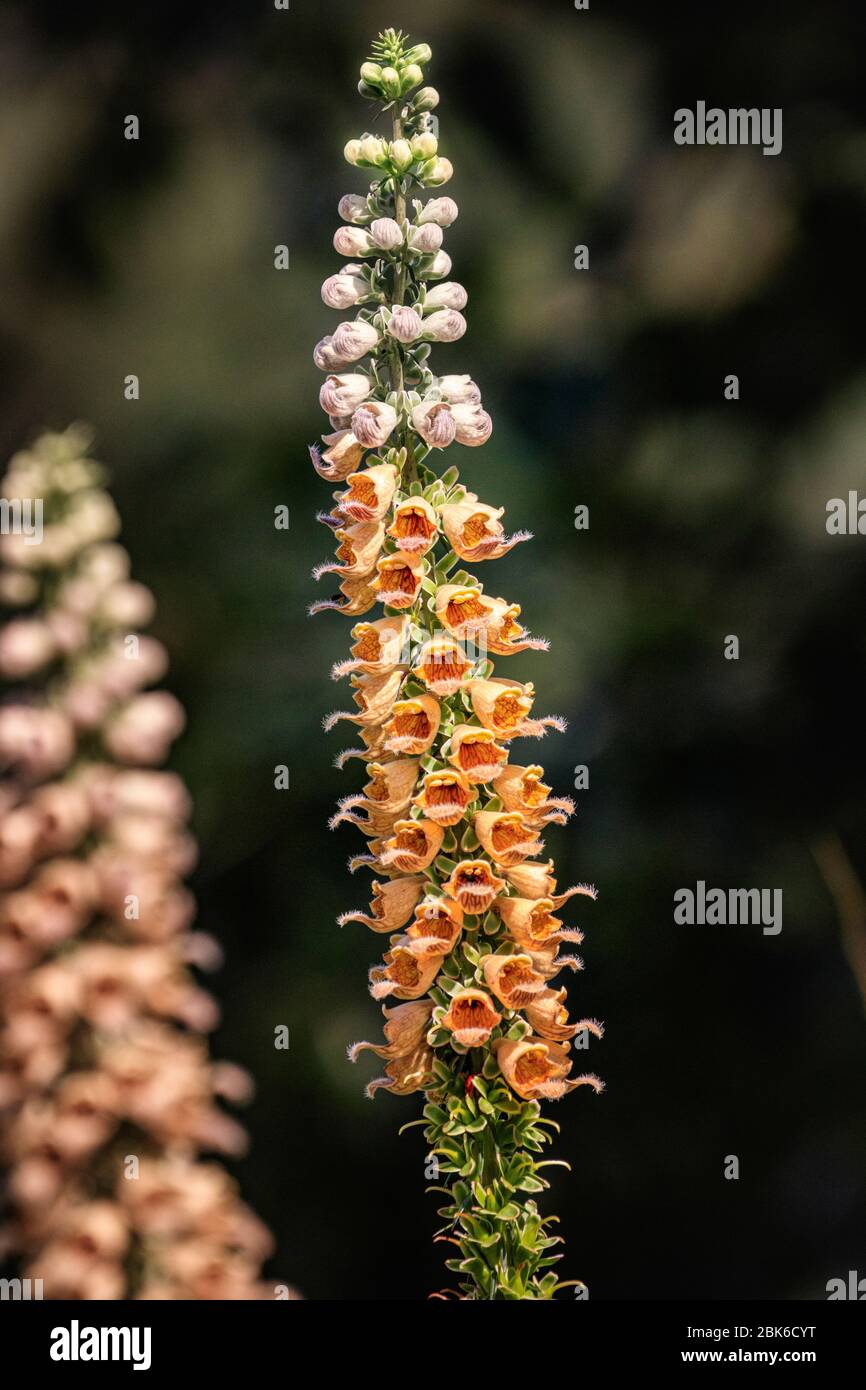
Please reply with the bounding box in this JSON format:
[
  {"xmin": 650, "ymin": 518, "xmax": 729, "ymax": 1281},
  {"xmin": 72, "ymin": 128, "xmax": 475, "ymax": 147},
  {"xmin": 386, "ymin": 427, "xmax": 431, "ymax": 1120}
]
[
  {"xmin": 424, "ymin": 282, "xmax": 468, "ymax": 311},
  {"xmin": 333, "ymin": 226, "xmax": 373, "ymax": 257},
  {"xmin": 422, "ymin": 157, "xmax": 453, "ymax": 187},
  {"xmin": 338, "ymin": 194, "xmax": 370, "ymax": 224},
  {"xmin": 452, "ymin": 404, "xmax": 493, "ymax": 446},
  {"xmin": 423, "ymin": 309, "xmax": 467, "ymax": 343},
  {"xmin": 321, "ymin": 272, "xmax": 368, "ymax": 310},
  {"xmin": 409, "ymin": 223, "xmax": 443, "ymax": 254},
  {"xmin": 414, "ymin": 86, "xmax": 439, "ymax": 112},
  {"xmin": 389, "ymin": 139, "xmax": 414, "ymax": 172},
  {"xmin": 405, "ymin": 43, "xmax": 432, "ymax": 65},
  {"xmin": 369, "ymin": 218, "xmax": 404, "ymax": 251},
  {"xmin": 387, "ymin": 306, "xmax": 424, "ymax": 343},
  {"xmin": 351, "ymin": 401, "xmax": 399, "ymax": 448},
  {"xmin": 331, "ymin": 319, "xmax": 381, "ymax": 361},
  {"xmin": 313, "ymin": 336, "xmax": 353, "ymax": 371},
  {"xmin": 380, "ymin": 66, "xmax": 401, "ymax": 97},
  {"xmin": 411, "ymin": 133, "xmax": 438, "ymax": 160},
  {"xmin": 412, "ymin": 401, "xmax": 457, "ymax": 449},
  {"xmin": 418, "ymin": 197, "xmax": 458, "ymax": 227},
  {"xmin": 427, "ymin": 250, "xmax": 452, "ymax": 279},
  {"xmin": 319, "ymin": 373, "xmax": 372, "ymax": 416},
  {"xmin": 438, "ymin": 375, "xmax": 481, "ymax": 404},
  {"xmin": 359, "ymin": 135, "xmax": 388, "ymax": 166}
]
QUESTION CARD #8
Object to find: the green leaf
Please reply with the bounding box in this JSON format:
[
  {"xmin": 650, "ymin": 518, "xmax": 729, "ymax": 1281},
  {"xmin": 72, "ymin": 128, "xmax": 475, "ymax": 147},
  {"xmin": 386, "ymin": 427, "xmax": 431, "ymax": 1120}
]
[
  {"xmin": 493, "ymin": 1202, "xmax": 522, "ymax": 1222},
  {"xmin": 516, "ymin": 1176, "xmax": 546, "ymax": 1193}
]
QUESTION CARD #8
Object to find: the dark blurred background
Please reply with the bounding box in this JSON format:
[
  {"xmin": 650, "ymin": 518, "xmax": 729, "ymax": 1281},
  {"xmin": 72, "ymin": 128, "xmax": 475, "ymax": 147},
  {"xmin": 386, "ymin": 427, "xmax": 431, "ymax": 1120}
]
[{"xmin": 2, "ymin": 0, "xmax": 865, "ymax": 1299}]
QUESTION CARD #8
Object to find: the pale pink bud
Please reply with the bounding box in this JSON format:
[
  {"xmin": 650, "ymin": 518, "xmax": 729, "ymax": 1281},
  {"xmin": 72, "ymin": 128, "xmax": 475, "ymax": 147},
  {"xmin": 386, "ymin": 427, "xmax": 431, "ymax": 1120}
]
[
  {"xmin": 210, "ymin": 1061, "xmax": 255, "ymax": 1104},
  {"xmin": 338, "ymin": 193, "xmax": 370, "ymax": 223},
  {"xmin": 423, "ymin": 157, "xmax": 453, "ymax": 187},
  {"xmin": 0, "ymin": 706, "xmax": 75, "ymax": 778},
  {"xmin": 313, "ymin": 336, "xmax": 352, "ymax": 371},
  {"xmin": 351, "ymin": 401, "xmax": 399, "ymax": 448},
  {"xmin": 0, "ymin": 619, "xmax": 56, "ymax": 678},
  {"xmin": 174, "ymin": 987, "xmax": 220, "ymax": 1032},
  {"xmin": 330, "ymin": 319, "xmax": 380, "ymax": 361},
  {"xmin": 423, "ymin": 281, "xmax": 468, "ymax": 311},
  {"xmin": 333, "ymin": 226, "xmax": 373, "ymax": 257},
  {"xmin": 319, "ymin": 373, "xmax": 371, "ymax": 416},
  {"xmin": 79, "ymin": 542, "xmax": 130, "ymax": 588},
  {"xmin": 452, "ymin": 404, "xmax": 493, "ymax": 446},
  {"xmin": 418, "ymin": 196, "xmax": 459, "ymax": 227},
  {"xmin": 369, "ymin": 218, "xmax": 403, "ymax": 251},
  {"xmin": 0, "ymin": 804, "xmax": 39, "ymax": 885},
  {"xmin": 192, "ymin": 1108, "xmax": 249, "ymax": 1156},
  {"xmin": 67, "ymin": 491, "xmax": 120, "ymax": 547},
  {"xmin": 9, "ymin": 1156, "xmax": 64, "ymax": 1208},
  {"xmin": 387, "ymin": 306, "xmax": 424, "ymax": 343},
  {"xmin": 438, "ymin": 374, "xmax": 482, "ymax": 403},
  {"xmin": 320, "ymin": 273, "xmax": 367, "ymax": 310},
  {"xmin": 104, "ymin": 692, "xmax": 186, "ymax": 765},
  {"xmin": 412, "ymin": 401, "xmax": 457, "ymax": 449},
  {"xmin": 99, "ymin": 768, "xmax": 191, "ymax": 822},
  {"xmin": 31, "ymin": 782, "xmax": 91, "ymax": 855},
  {"xmin": 408, "ymin": 223, "xmax": 443, "ymax": 254},
  {"xmin": 183, "ymin": 931, "xmax": 224, "ymax": 971},
  {"xmin": 99, "ymin": 581, "xmax": 155, "ymax": 628},
  {"xmin": 98, "ymin": 636, "xmax": 168, "ymax": 698},
  {"xmin": 427, "ymin": 250, "xmax": 452, "ymax": 279},
  {"xmin": 423, "ymin": 309, "xmax": 467, "ymax": 342}
]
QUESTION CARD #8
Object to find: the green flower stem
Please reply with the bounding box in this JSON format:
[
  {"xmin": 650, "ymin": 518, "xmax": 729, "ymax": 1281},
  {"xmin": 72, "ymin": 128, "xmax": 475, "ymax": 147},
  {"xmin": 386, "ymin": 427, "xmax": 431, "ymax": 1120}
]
[{"xmin": 325, "ymin": 29, "xmax": 598, "ymax": 1301}]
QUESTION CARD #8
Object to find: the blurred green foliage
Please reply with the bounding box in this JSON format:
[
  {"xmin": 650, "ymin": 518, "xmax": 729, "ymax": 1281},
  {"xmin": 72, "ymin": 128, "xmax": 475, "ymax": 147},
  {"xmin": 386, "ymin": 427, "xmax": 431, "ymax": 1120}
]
[{"xmin": 2, "ymin": 0, "xmax": 865, "ymax": 1298}]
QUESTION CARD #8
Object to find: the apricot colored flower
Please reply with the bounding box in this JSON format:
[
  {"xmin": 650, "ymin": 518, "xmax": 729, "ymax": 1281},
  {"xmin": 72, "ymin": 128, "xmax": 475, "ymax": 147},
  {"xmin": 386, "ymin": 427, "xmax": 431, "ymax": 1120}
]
[
  {"xmin": 382, "ymin": 695, "xmax": 441, "ymax": 754},
  {"xmin": 413, "ymin": 768, "xmax": 472, "ymax": 827},
  {"xmin": 473, "ymin": 810, "xmax": 544, "ymax": 867},
  {"xmin": 441, "ymin": 988, "xmax": 501, "ymax": 1046},
  {"xmin": 495, "ymin": 1037, "xmax": 604, "ymax": 1103},
  {"xmin": 337, "ymin": 463, "xmax": 399, "ymax": 522},
  {"xmin": 440, "ymin": 492, "xmax": 531, "ymax": 562},
  {"xmin": 414, "ymin": 636, "xmax": 472, "ymax": 697},
  {"xmin": 386, "ymin": 497, "xmax": 439, "ymax": 554},
  {"xmin": 314, "ymin": 30, "xmax": 602, "ymax": 1300},
  {"xmin": 442, "ymin": 859, "xmax": 506, "ymax": 915}
]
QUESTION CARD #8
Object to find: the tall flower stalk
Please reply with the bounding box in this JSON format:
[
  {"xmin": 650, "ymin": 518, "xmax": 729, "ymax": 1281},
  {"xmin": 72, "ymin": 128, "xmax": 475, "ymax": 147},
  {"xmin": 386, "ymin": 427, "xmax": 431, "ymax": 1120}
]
[
  {"xmin": 0, "ymin": 427, "xmax": 282, "ymax": 1300},
  {"xmin": 313, "ymin": 31, "xmax": 603, "ymax": 1300}
]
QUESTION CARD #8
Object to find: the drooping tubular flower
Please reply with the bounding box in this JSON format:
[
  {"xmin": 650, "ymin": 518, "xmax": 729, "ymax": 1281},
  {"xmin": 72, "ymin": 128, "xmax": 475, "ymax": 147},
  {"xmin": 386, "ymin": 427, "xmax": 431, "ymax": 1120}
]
[
  {"xmin": 0, "ymin": 427, "xmax": 291, "ymax": 1301},
  {"xmin": 313, "ymin": 31, "xmax": 602, "ymax": 1301}
]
